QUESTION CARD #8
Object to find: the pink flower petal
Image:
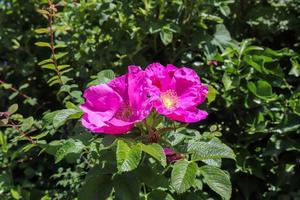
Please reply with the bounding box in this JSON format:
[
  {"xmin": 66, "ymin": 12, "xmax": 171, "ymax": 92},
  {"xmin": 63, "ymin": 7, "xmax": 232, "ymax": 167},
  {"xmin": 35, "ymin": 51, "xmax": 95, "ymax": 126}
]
[
  {"xmin": 178, "ymin": 84, "xmax": 208, "ymax": 109},
  {"xmin": 81, "ymin": 65, "xmax": 152, "ymax": 134},
  {"xmin": 80, "ymin": 84, "xmax": 122, "ymax": 121},
  {"xmin": 167, "ymin": 107, "xmax": 208, "ymax": 123},
  {"xmin": 128, "ymin": 65, "xmax": 152, "ymax": 117},
  {"xmin": 146, "ymin": 63, "xmax": 175, "ymax": 92},
  {"xmin": 108, "ymin": 74, "xmax": 128, "ymax": 100},
  {"xmin": 94, "ymin": 123, "xmax": 133, "ymax": 134}
]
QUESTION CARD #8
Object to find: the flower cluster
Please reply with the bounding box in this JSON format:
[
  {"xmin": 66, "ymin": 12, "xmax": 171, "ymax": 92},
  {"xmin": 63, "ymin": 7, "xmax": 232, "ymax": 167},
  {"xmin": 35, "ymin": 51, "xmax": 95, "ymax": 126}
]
[{"xmin": 80, "ymin": 63, "xmax": 208, "ymax": 134}]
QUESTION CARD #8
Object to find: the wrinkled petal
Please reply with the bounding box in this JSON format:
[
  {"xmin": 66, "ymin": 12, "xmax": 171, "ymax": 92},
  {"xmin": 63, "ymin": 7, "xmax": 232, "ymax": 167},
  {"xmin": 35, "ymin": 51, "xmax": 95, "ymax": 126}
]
[
  {"xmin": 80, "ymin": 84, "xmax": 122, "ymax": 121},
  {"xmin": 174, "ymin": 67, "xmax": 200, "ymax": 96},
  {"xmin": 171, "ymin": 67, "xmax": 207, "ymax": 108},
  {"xmin": 166, "ymin": 107, "xmax": 208, "ymax": 123},
  {"xmin": 165, "ymin": 64, "xmax": 177, "ymax": 77},
  {"xmin": 179, "ymin": 84, "xmax": 208, "ymax": 109},
  {"xmin": 81, "ymin": 65, "xmax": 153, "ymax": 134},
  {"xmin": 146, "ymin": 63, "xmax": 208, "ymax": 123},
  {"xmin": 146, "ymin": 63, "xmax": 174, "ymax": 92},
  {"xmin": 108, "ymin": 74, "xmax": 128, "ymax": 101},
  {"xmin": 95, "ymin": 123, "xmax": 133, "ymax": 134},
  {"xmin": 145, "ymin": 62, "xmax": 165, "ymax": 80},
  {"xmin": 81, "ymin": 113, "xmax": 105, "ymax": 132},
  {"xmin": 128, "ymin": 65, "xmax": 152, "ymax": 113},
  {"xmin": 82, "ymin": 114, "xmax": 133, "ymax": 134}
]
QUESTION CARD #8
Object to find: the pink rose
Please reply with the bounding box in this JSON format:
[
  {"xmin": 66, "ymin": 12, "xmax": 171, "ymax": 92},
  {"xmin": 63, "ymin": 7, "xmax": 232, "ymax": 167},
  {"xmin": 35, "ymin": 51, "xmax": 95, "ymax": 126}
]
[
  {"xmin": 146, "ymin": 63, "xmax": 208, "ymax": 123},
  {"xmin": 80, "ymin": 66, "xmax": 152, "ymax": 134}
]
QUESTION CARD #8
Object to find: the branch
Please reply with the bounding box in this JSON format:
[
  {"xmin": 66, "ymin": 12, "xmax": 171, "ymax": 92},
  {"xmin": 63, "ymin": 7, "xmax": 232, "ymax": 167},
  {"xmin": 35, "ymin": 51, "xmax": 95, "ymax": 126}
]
[{"xmin": 0, "ymin": 79, "xmax": 30, "ymax": 99}]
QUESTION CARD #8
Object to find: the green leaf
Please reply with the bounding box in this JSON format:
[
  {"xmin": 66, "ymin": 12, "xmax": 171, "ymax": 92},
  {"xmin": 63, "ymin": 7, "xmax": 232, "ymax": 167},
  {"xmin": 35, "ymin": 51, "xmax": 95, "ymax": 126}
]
[
  {"xmin": 55, "ymin": 52, "xmax": 69, "ymax": 60},
  {"xmin": 88, "ymin": 69, "xmax": 115, "ymax": 86},
  {"xmin": 40, "ymin": 195, "xmax": 51, "ymax": 200},
  {"xmin": 57, "ymin": 64, "xmax": 70, "ymax": 70},
  {"xmin": 141, "ymin": 143, "xmax": 166, "ymax": 167},
  {"xmin": 293, "ymin": 100, "xmax": 300, "ymax": 116},
  {"xmin": 289, "ymin": 58, "xmax": 300, "ymax": 77},
  {"xmin": 55, "ymin": 139, "xmax": 85, "ymax": 163},
  {"xmin": 199, "ymin": 165, "xmax": 232, "ymax": 200},
  {"xmin": 10, "ymin": 189, "xmax": 21, "ymax": 200},
  {"xmin": 47, "ymin": 75, "xmax": 59, "ymax": 84},
  {"xmin": 41, "ymin": 63, "xmax": 56, "ymax": 70},
  {"xmin": 53, "ymin": 109, "xmax": 82, "ymax": 128},
  {"xmin": 160, "ymin": 28, "xmax": 173, "ymax": 45},
  {"xmin": 54, "ymin": 44, "xmax": 67, "ymax": 49},
  {"xmin": 35, "ymin": 28, "xmax": 49, "ymax": 34},
  {"xmin": 19, "ymin": 83, "xmax": 29, "ymax": 90},
  {"xmin": 116, "ymin": 140, "xmax": 142, "ymax": 172},
  {"xmin": 9, "ymin": 92, "xmax": 18, "ymax": 100},
  {"xmin": 222, "ymin": 73, "xmax": 233, "ymax": 91},
  {"xmin": 0, "ymin": 131, "xmax": 8, "ymax": 152},
  {"xmin": 244, "ymin": 55, "xmax": 263, "ymax": 72},
  {"xmin": 171, "ymin": 160, "xmax": 198, "ymax": 193},
  {"xmin": 188, "ymin": 138, "xmax": 235, "ymax": 161},
  {"xmin": 8, "ymin": 104, "xmax": 18, "ymax": 114},
  {"xmin": 202, "ymin": 158, "xmax": 222, "ymax": 167},
  {"xmin": 248, "ymin": 80, "xmax": 274, "ymax": 99},
  {"xmin": 0, "ymin": 82, "xmax": 12, "ymax": 89},
  {"xmin": 201, "ymin": 13, "xmax": 223, "ymax": 23},
  {"xmin": 12, "ymin": 39, "xmax": 20, "ymax": 49},
  {"xmin": 219, "ymin": 5, "xmax": 230, "ymax": 16},
  {"xmin": 21, "ymin": 117, "xmax": 34, "ymax": 132},
  {"xmin": 35, "ymin": 42, "xmax": 51, "ymax": 48},
  {"xmin": 148, "ymin": 190, "xmax": 174, "ymax": 200},
  {"xmin": 38, "ymin": 58, "xmax": 53, "ymax": 66},
  {"xmin": 256, "ymin": 80, "xmax": 272, "ymax": 96},
  {"xmin": 78, "ymin": 174, "xmax": 112, "ymax": 200},
  {"xmin": 113, "ymin": 173, "xmax": 141, "ymax": 200},
  {"xmin": 244, "ymin": 45, "xmax": 264, "ymax": 54},
  {"xmin": 213, "ymin": 24, "xmax": 231, "ymax": 46},
  {"xmin": 136, "ymin": 165, "xmax": 169, "ymax": 189},
  {"xmin": 36, "ymin": 9, "xmax": 50, "ymax": 16},
  {"xmin": 49, "ymin": 79, "xmax": 61, "ymax": 86},
  {"xmin": 61, "ymin": 68, "xmax": 73, "ymax": 75},
  {"xmin": 207, "ymin": 85, "xmax": 219, "ymax": 104},
  {"xmin": 149, "ymin": 22, "xmax": 163, "ymax": 33}
]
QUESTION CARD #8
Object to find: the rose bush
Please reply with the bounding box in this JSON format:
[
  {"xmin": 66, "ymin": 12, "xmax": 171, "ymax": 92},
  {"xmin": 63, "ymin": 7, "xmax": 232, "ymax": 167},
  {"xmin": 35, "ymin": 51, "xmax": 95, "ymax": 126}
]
[{"xmin": 0, "ymin": 0, "xmax": 299, "ymax": 199}]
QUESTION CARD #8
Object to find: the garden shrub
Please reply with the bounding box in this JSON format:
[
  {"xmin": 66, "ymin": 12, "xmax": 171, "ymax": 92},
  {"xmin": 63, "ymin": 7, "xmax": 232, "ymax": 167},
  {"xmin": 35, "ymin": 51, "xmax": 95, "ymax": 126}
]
[{"xmin": 0, "ymin": 0, "xmax": 300, "ymax": 199}]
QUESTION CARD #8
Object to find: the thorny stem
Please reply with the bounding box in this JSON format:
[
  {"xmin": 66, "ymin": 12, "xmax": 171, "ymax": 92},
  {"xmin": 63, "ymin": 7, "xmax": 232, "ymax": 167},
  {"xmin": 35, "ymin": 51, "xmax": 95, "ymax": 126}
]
[
  {"xmin": 8, "ymin": 119, "xmax": 35, "ymax": 144},
  {"xmin": 0, "ymin": 79, "xmax": 30, "ymax": 100},
  {"xmin": 47, "ymin": 0, "xmax": 63, "ymax": 85}
]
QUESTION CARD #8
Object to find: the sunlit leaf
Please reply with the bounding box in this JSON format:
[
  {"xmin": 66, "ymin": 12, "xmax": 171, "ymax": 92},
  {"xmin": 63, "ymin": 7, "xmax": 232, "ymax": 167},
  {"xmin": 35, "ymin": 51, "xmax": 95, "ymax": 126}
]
[{"xmin": 171, "ymin": 160, "xmax": 198, "ymax": 193}]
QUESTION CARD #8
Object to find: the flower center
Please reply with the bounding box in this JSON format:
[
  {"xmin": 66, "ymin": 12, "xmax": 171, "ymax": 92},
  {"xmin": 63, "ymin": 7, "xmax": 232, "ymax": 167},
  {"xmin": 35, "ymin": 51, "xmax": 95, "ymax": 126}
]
[
  {"xmin": 161, "ymin": 89, "xmax": 178, "ymax": 109},
  {"xmin": 116, "ymin": 104, "xmax": 133, "ymax": 121}
]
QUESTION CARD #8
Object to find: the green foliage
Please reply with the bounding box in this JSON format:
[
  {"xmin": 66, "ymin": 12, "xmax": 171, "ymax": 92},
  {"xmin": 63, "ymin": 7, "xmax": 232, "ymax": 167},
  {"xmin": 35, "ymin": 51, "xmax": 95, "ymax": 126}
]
[
  {"xmin": 116, "ymin": 140, "xmax": 142, "ymax": 172},
  {"xmin": 188, "ymin": 137, "xmax": 235, "ymax": 161},
  {"xmin": 55, "ymin": 139, "xmax": 85, "ymax": 163},
  {"xmin": 1, "ymin": 0, "xmax": 300, "ymax": 199},
  {"xmin": 171, "ymin": 160, "xmax": 198, "ymax": 193},
  {"xmin": 141, "ymin": 143, "xmax": 166, "ymax": 167},
  {"xmin": 199, "ymin": 165, "xmax": 232, "ymax": 200}
]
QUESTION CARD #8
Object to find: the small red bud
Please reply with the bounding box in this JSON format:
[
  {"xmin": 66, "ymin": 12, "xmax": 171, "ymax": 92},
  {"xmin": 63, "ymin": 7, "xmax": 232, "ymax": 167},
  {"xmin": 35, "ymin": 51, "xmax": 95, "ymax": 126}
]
[{"xmin": 208, "ymin": 60, "xmax": 218, "ymax": 66}]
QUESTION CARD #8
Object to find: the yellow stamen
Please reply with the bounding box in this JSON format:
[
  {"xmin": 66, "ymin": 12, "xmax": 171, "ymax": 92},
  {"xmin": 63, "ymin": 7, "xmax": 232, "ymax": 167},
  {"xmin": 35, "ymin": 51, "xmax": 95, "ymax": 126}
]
[{"xmin": 161, "ymin": 89, "xmax": 178, "ymax": 109}]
